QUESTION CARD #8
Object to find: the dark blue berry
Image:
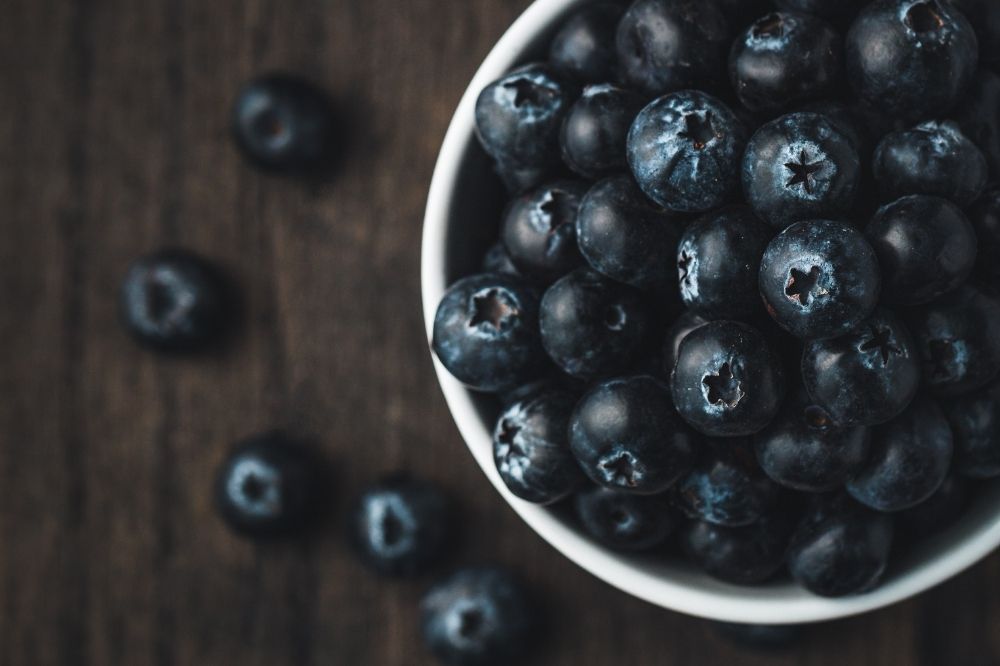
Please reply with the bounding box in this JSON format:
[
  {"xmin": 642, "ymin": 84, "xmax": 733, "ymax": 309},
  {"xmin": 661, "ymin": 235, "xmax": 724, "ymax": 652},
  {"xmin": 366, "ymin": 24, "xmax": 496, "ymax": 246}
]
[
  {"xmin": 677, "ymin": 206, "xmax": 772, "ymax": 318},
  {"xmin": 798, "ymin": 99, "xmax": 871, "ymax": 157},
  {"xmin": 501, "ymin": 180, "xmax": 587, "ymax": 282},
  {"xmin": 955, "ymin": 69, "xmax": 1000, "ymax": 177},
  {"xmin": 493, "ymin": 390, "xmax": 585, "ymax": 504},
  {"xmin": 684, "ymin": 512, "xmax": 792, "ymax": 585},
  {"xmin": 628, "ymin": 91, "xmax": 748, "ymax": 213},
  {"xmin": 847, "ymin": 396, "xmax": 954, "ymax": 512},
  {"xmin": 540, "ymin": 268, "xmax": 651, "ymax": 379},
  {"xmin": 941, "ymin": 380, "xmax": 1000, "ymax": 478},
  {"xmin": 866, "ymin": 195, "xmax": 977, "ymax": 306},
  {"xmin": 787, "ymin": 494, "xmax": 893, "ymax": 597},
  {"xmin": 801, "ymin": 309, "xmax": 921, "ymax": 426},
  {"xmin": 872, "ymin": 121, "xmax": 987, "ymax": 207},
  {"xmin": 968, "ymin": 188, "xmax": 1000, "ymax": 290},
  {"xmin": 845, "ymin": 0, "xmax": 978, "ymax": 123},
  {"xmin": 231, "ymin": 74, "xmax": 337, "ymax": 174},
  {"xmin": 573, "ymin": 486, "xmax": 678, "ymax": 551},
  {"xmin": 743, "ymin": 113, "xmax": 861, "ymax": 229},
  {"xmin": 481, "ymin": 242, "xmax": 520, "ymax": 277},
  {"xmin": 432, "ymin": 274, "xmax": 545, "ymax": 393},
  {"xmin": 773, "ymin": 0, "xmax": 867, "ymax": 25},
  {"xmin": 898, "ymin": 473, "xmax": 970, "ymax": 534},
  {"xmin": 561, "ymin": 85, "xmax": 645, "ymax": 179},
  {"xmin": 662, "ymin": 310, "xmax": 711, "ymax": 378},
  {"xmin": 420, "ymin": 567, "xmax": 537, "ymax": 666},
  {"xmin": 570, "ymin": 375, "xmax": 695, "ymax": 494},
  {"xmin": 729, "ymin": 12, "xmax": 844, "ymax": 114},
  {"xmin": 950, "ymin": 0, "xmax": 1000, "ymax": 65},
  {"xmin": 576, "ymin": 176, "xmax": 683, "ymax": 291},
  {"xmin": 350, "ymin": 476, "xmax": 453, "ymax": 576},
  {"xmin": 714, "ymin": 622, "xmax": 802, "ymax": 650},
  {"xmin": 616, "ymin": 0, "xmax": 731, "ymax": 97},
  {"xmin": 548, "ymin": 3, "xmax": 623, "ymax": 83},
  {"xmin": 120, "ymin": 249, "xmax": 231, "ymax": 352},
  {"xmin": 214, "ymin": 432, "xmax": 322, "ymax": 539},
  {"xmin": 759, "ymin": 220, "xmax": 880, "ymax": 339},
  {"xmin": 671, "ymin": 321, "xmax": 786, "ymax": 437}
]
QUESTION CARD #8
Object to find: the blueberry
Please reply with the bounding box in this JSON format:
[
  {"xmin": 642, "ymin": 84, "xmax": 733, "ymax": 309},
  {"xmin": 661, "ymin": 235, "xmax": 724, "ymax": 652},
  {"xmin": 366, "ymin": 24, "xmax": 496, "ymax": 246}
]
[
  {"xmin": 214, "ymin": 432, "xmax": 322, "ymax": 538},
  {"xmin": 677, "ymin": 206, "xmax": 772, "ymax": 318},
  {"xmin": 671, "ymin": 321, "xmax": 786, "ymax": 437},
  {"xmin": 759, "ymin": 220, "xmax": 880, "ymax": 339},
  {"xmin": 866, "ymin": 195, "xmax": 977, "ymax": 306},
  {"xmin": 569, "ymin": 375, "xmax": 695, "ymax": 494},
  {"xmin": 773, "ymin": 0, "xmax": 867, "ymax": 25},
  {"xmin": 661, "ymin": 309, "xmax": 711, "ymax": 377},
  {"xmin": 231, "ymin": 74, "xmax": 336, "ymax": 174},
  {"xmin": 501, "ymin": 180, "xmax": 588, "ymax": 282},
  {"xmin": 616, "ymin": 0, "xmax": 731, "ymax": 97},
  {"xmin": 954, "ymin": 69, "xmax": 1000, "ymax": 177},
  {"xmin": 493, "ymin": 390, "xmax": 585, "ymax": 504},
  {"xmin": 575, "ymin": 175, "xmax": 684, "ymax": 291},
  {"xmin": 432, "ymin": 273, "xmax": 545, "ymax": 393},
  {"xmin": 548, "ymin": 3, "xmax": 623, "ymax": 83},
  {"xmin": 755, "ymin": 395, "xmax": 870, "ymax": 492},
  {"xmin": 905, "ymin": 283, "xmax": 1000, "ymax": 396},
  {"xmin": 847, "ymin": 396, "xmax": 954, "ymax": 512},
  {"xmin": 475, "ymin": 63, "xmax": 576, "ymax": 185},
  {"xmin": 941, "ymin": 380, "xmax": 1000, "ymax": 478},
  {"xmin": 950, "ymin": 0, "xmax": 1000, "ymax": 65},
  {"xmin": 560, "ymin": 85, "xmax": 645, "ymax": 179},
  {"xmin": 628, "ymin": 91, "xmax": 748, "ymax": 213},
  {"xmin": 968, "ymin": 188, "xmax": 1000, "ymax": 290},
  {"xmin": 480, "ymin": 242, "xmax": 520, "ymax": 277},
  {"xmin": 797, "ymin": 100, "xmax": 871, "ymax": 157},
  {"xmin": 420, "ymin": 567, "xmax": 537, "ymax": 666},
  {"xmin": 801, "ymin": 309, "xmax": 921, "ymax": 426},
  {"xmin": 787, "ymin": 493, "xmax": 893, "ymax": 597},
  {"xmin": 674, "ymin": 439, "xmax": 780, "ymax": 526},
  {"xmin": 729, "ymin": 12, "xmax": 844, "ymax": 114},
  {"xmin": 540, "ymin": 268, "xmax": 651, "ymax": 379},
  {"xmin": 845, "ymin": 0, "xmax": 978, "ymax": 123},
  {"xmin": 573, "ymin": 486, "xmax": 678, "ymax": 551},
  {"xmin": 898, "ymin": 473, "xmax": 970, "ymax": 534},
  {"xmin": 683, "ymin": 513, "xmax": 792, "ymax": 585},
  {"xmin": 120, "ymin": 249, "xmax": 231, "ymax": 352},
  {"xmin": 350, "ymin": 476, "xmax": 453, "ymax": 576},
  {"xmin": 713, "ymin": 622, "xmax": 802, "ymax": 650},
  {"xmin": 742, "ymin": 113, "xmax": 861, "ymax": 229}
]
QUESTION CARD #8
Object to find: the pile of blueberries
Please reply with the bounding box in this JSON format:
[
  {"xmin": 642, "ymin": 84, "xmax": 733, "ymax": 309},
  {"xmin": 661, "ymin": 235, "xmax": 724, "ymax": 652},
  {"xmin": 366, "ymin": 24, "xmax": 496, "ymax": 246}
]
[{"xmin": 432, "ymin": 0, "xmax": 1000, "ymax": 600}]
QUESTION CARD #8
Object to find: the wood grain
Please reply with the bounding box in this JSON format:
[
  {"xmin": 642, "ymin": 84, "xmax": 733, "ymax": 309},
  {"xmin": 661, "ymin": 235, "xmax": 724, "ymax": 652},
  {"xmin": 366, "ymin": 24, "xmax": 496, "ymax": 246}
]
[{"xmin": 0, "ymin": 1, "xmax": 998, "ymax": 664}]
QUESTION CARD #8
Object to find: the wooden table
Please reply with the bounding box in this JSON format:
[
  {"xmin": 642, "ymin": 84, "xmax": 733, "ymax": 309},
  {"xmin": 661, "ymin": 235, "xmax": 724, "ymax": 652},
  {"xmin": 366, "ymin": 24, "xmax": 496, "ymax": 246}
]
[{"xmin": 1, "ymin": 1, "xmax": 998, "ymax": 664}]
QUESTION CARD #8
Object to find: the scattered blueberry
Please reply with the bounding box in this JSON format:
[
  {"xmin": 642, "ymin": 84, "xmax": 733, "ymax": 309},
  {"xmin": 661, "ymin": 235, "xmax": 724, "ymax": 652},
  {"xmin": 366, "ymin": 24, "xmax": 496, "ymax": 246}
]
[
  {"xmin": 941, "ymin": 380, "xmax": 1000, "ymax": 478},
  {"xmin": 548, "ymin": 3, "xmax": 623, "ymax": 83},
  {"xmin": 432, "ymin": 273, "xmax": 545, "ymax": 393},
  {"xmin": 501, "ymin": 179, "xmax": 588, "ymax": 281},
  {"xmin": 561, "ymin": 85, "xmax": 645, "ymax": 179},
  {"xmin": 684, "ymin": 512, "xmax": 792, "ymax": 585},
  {"xmin": 574, "ymin": 486, "xmax": 678, "ymax": 551},
  {"xmin": 898, "ymin": 473, "xmax": 970, "ymax": 535},
  {"xmin": 661, "ymin": 309, "xmax": 711, "ymax": 377}
]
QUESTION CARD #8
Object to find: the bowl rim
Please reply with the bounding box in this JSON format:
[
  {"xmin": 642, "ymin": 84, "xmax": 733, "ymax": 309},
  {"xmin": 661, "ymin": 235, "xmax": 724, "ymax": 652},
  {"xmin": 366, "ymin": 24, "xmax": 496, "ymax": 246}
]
[{"xmin": 420, "ymin": 0, "xmax": 1000, "ymax": 624}]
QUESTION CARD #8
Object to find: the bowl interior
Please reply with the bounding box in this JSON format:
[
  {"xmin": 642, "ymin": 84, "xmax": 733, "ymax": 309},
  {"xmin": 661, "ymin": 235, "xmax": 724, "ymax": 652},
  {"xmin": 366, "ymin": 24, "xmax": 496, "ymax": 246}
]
[{"xmin": 421, "ymin": 0, "xmax": 1000, "ymax": 624}]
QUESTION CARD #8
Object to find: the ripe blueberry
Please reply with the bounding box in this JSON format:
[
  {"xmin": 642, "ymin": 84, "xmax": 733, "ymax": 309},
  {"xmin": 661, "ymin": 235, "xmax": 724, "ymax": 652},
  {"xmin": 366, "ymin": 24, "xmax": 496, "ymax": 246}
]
[
  {"xmin": 574, "ymin": 486, "xmax": 678, "ymax": 551},
  {"xmin": 548, "ymin": 3, "xmax": 623, "ymax": 83},
  {"xmin": 683, "ymin": 513, "xmax": 792, "ymax": 585},
  {"xmin": 941, "ymin": 380, "xmax": 1000, "ymax": 478},
  {"xmin": 501, "ymin": 180, "xmax": 588, "ymax": 282},
  {"xmin": 561, "ymin": 85, "xmax": 645, "ymax": 179}
]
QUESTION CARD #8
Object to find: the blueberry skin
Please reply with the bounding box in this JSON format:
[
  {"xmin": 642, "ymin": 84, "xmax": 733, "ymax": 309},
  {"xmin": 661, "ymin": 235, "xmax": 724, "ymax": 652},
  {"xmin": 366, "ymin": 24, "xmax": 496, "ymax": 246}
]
[
  {"xmin": 872, "ymin": 121, "xmax": 987, "ymax": 207},
  {"xmin": 475, "ymin": 63, "xmax": 576, "ymax": 178},
  {"xmin": 569, "ymin": 375, "xmax": 696, "ymax": 494},
  {"xmin": 941, "ymin": 380, "xmax": 1000, "ymax": 478},
  {"xmin": 432, "ymin": 274, "xmax": 545, "ymax": 393},
  {"xmin": 540, "ymin": 268, "xmax": 651, "ymax": 379},
  {"xmin": 480, "ymin": 242, "xmax": 520, "ymax": 277},
  {"xmin": 950, "ymin": 0, "xmax": 1000, "ymax": 65},
  {"xmin": 548, "ymin": 3, "xmax": 623, "ymax": 83},
  {"xmin": 906, "ymin": 284, "xmax": 1000, "ymax": 396},
  {"xmin": 677, "ymin": 206, "xmax": 772, "ymax": 318},
  {"xmin": 755, "ymin": 395, "xmax": 870, "ymax": 492},
  {"xmin": 628, "ymin": 91, "xmax": 748, "ymax": 213},
  {"xmin": 729, "ymin": 12, "xmax": 844, "ymax": 115},
  {"xmin": 866, "ymin": 195, "xmax": 977, "ymax": 306},
  {"xmin": 214, "ymin": 433, "xmax": 322, "ymax": 539},
  {"xmin": 742, "ymin": 112, "xmax": 861, "ymax": 230},
  {"xmin": 714, "ymin": 622, "xmax": 801, "ymax": 650},
  {"xmin": 616, "ymin": 0, "xmax": 731, "ymax": 97},
  {"xmin": 773, "ymin": 0, "xmax": 867, "ymax": 25},
  {"xmin": 674, "ymin": 440, "xmax": 780, "ymax": 527},
  {"xmin": 798, "ymin": 99, "xmax": 872, "ymax": 157},
  {"xmin": 573, "ymin": 486, "xmax": 678, "ymax": 551},
  {"xmin": 420, "ymin": 567, "xmax": 537, "ymax": 666},
  {"xmin": 661, "ymin": 309, "xmax": 711, "ymax": 377},
  {"xmin": 120, "ymin": 249, "xmax": 231, "ymax": 352},
  {"xmin": 231, "ymin": 75, "xmax": 336, "ymax": 174},
  {"xmin": 493, "ymin": 391, "xmax": 585, "ymax": 504},
  {"xmin": 968, "ymin": 188, "xmax": 1000, "ymax": 290},
  {"xmin": 787, "ymin": 494, "xmax": 893, "ymax": 597},
  {"xmin": 561, "ymin": 85, "xmax": 645, "ymax": 180},
  {"xmin": 683, "ymin": 513, "xmax": 792, "ymax": 585},
  {"xmin": 501, "ymin": 180, "xmax": 588, "ymax": 282},
  {"xmin": 576, "ymin": 176, "xmax": 683, "ymax": 291},
  {"xmin": 801, "ymin": 309, "xmax": 921, "ymax": 426},
  {"xmin": 898, "ymin": 473, "xmax": 970, "ymax": 534},
  {"xmin": 847, "ymin": 396, "xmax": 954, "ymax": 512},
  {"xmin": 671, "ymin": 321, "xmax": 786, "ymax": 437},
  {"xmin": 759, "ymin": 220, "xmax": 880, "ymax": 339},
  {"xmin": 845, "ymin": 0, "xmax": 978, "ymax": 123},
  {"xmin": 954, "ymin": 69, "xmax": 1000, "ymax": 177},
  {"xmin": 350, "ymin": 476, "xmax": 453, "ymax": 577}
]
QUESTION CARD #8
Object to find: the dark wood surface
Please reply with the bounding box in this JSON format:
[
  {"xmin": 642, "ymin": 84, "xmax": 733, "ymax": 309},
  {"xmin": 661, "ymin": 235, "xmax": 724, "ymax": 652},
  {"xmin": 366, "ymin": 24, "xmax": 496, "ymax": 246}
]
[{"xmin": 2, "ymin": 1, "xmax": 999, "ymax": 664}]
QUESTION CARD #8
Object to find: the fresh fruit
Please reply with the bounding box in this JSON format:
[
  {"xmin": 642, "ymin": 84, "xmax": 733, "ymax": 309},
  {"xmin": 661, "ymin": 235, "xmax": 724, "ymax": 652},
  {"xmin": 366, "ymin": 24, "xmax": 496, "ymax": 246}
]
[
  {"xmin": 954, "ymin": 69, "xmax": 1000, "ymax": 177},
  {"xmin": 573, "ymin": 486, "xmax": 677, "ymax": 551},
  {"xmin": 950, "ymin": 0, "xmax": 1000, "ymax": 65},
  {"xmin": 941, "ymin": 380, "xmax": 1000, "ymax": 478},
  {"xmin": 501, "ymin": 179, "xmax": 588, "ymax": 281},
  {"xmin": 661, "ymin": 309, "xmax": 711, "ymax": 377},
  {"xmin": 569, "ymin": 375, "xmax": 695, "ymax": 494},
  {"xmin": 898, "ymin": 474, "xmax": 970, "ymax": 535},
  {"xmin": 561, "ymin": 85, "xmax": 645, "ymax": 179},
  {"xmin": 481, "ymin": 242, "xmax": 520, "ymax": 277},
  {"xmin": 968, "ymin": 188, "xmax": 1000, "ymax": 290},
  {"xmin": 773, "ymin": 0, "xmax": 867, "ymax": 25},
  {"xmin": 548, "ymin": 3, "xmax": 623, "ymax": 83},
  {"xmin": 684, "ymin": 513, "xmax": 791, "ymax": 585}
]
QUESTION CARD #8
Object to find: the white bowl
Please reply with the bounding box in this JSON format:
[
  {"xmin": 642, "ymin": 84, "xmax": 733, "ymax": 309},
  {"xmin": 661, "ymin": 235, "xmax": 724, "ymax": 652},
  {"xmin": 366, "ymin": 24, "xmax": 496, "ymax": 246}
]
[{"xmin": 420, "ymin": 0, "xmax": 1000, "ymax": 624}]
